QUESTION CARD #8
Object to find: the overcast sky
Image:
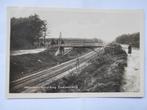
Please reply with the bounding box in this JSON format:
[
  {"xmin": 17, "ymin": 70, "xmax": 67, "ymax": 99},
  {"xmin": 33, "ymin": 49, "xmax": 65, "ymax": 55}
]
[{"xmin": 9, "ymin": 8, "xmax": 143, "ymax": 42}]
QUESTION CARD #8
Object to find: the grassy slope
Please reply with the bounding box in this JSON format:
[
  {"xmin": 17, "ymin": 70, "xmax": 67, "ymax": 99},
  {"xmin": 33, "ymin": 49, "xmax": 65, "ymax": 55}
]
[
  {"xmin": 10, "ymin": 47, "xmax": 91, "ymax": 81},
  {"xmin": 45, "ymin": 43, "xmax": 127, "ymax": 92}
]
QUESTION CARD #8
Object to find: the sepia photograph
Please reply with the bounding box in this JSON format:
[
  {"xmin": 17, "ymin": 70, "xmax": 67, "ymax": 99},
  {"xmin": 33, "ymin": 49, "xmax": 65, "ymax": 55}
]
[{"xmin": 7, "ymin": 7, "xmax": 144, "ymax": 98}]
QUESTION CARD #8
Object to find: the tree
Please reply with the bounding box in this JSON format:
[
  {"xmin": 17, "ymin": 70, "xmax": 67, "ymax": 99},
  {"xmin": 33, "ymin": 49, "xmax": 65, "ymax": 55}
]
[
  {"xmin": 10, "ymin": 14, "xmax": 47, "ymax": 50},
  {"xmin": 115, "ymin": 32, "xmax": 140, "ymax": 48}
]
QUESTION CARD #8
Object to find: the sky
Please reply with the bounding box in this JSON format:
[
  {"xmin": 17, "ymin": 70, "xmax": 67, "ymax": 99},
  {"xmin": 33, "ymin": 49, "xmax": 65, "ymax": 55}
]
[{"xmin": 8, "ymin": 7, "xmax": 143, "ymax": 42}]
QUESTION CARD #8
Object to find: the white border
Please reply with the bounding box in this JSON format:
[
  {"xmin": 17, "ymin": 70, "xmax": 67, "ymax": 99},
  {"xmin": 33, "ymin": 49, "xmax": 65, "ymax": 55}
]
[{"xmin": 6, "ymin": 7, "xmax": 144, "ymax": 98}]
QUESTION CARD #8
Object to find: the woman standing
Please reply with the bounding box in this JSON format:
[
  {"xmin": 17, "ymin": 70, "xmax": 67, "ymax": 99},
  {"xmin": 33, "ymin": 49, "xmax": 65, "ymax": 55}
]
[{"xmin": 128, "ymin": 44, "xmax": 132, "ymax": 55}]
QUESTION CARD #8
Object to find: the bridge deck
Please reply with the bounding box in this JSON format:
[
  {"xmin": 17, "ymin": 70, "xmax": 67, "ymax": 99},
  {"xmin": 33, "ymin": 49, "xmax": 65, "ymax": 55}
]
[{"xmin": 49, "ymin": 43, "xmax": 104, "ymax": 48}]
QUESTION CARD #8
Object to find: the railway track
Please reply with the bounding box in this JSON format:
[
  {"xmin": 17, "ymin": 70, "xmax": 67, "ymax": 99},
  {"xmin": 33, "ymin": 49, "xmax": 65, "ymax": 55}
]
[{"xmin": 10, "ymin": 47, "xmax": 104, "ymax": 93}]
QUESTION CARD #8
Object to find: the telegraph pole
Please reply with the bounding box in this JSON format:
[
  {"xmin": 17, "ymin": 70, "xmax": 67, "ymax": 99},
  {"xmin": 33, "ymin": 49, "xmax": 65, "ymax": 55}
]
[{"xmin": 58, "ymin": 32, "xmax": 62, "ymax": 45}]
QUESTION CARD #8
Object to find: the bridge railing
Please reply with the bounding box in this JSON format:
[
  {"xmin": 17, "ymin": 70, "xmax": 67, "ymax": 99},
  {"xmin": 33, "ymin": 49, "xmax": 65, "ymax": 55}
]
[{"xmin": 48, "ymin": 43, "xmax": 104, "ymax": 48}]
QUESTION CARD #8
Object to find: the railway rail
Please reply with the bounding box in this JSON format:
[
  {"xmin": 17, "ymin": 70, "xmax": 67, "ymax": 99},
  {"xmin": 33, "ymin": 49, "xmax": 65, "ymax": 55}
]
[{"xmin": 10, "ymin": 47, "xmax": 104, "ymax": 93}]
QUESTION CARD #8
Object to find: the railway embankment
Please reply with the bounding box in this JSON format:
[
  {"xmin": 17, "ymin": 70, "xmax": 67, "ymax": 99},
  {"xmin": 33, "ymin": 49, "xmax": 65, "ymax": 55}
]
[
  {"xmin": 45, "ymin": 43, "xmax": 127, "ymax": 92},
  {"xmin": 10, "ymin": 47, "xmax": 92, "ymax": 82}
]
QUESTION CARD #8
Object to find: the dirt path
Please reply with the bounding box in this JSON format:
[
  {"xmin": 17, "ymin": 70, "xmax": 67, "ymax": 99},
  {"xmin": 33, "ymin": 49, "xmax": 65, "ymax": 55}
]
[
  {"xmin": 121, "ymin": 45, "xmax": 140, "ymax": 92},
  {"xmin": 11, "ymin": 48, "xmax": 46, "ymax": 56}
]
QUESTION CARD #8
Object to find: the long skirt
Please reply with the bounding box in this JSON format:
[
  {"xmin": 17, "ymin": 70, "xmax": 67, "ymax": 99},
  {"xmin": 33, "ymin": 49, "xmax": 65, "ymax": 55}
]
[{"xmin": 128, "ymin": 47, "xmax": 132, "ymax": 54}]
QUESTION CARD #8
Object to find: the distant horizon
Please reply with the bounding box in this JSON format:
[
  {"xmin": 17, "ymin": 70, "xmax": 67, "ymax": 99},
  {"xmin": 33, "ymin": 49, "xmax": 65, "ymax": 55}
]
[{"xmin": 39, "ymin": 31, "xmax": 140, "ymax": 43}]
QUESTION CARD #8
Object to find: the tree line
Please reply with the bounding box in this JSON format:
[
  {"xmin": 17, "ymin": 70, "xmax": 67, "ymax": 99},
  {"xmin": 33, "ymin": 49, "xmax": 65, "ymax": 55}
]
[
  {"xmin": 115, "ymin": 32, "xmax": 140, "ymax": 48},
  {"xmin": 10, "ymin": 14, "xmax": 47, "ymax": 50}
]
